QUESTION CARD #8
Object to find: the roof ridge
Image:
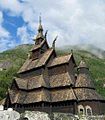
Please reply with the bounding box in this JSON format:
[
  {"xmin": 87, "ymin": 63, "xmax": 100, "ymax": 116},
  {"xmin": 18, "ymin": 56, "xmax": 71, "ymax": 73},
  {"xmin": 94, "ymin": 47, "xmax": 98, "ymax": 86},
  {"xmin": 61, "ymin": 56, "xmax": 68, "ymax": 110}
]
[
  {"xmin": 57, "ymin": 53, "xmax": 72, "ymax": 58},
  {"xmin": 48, "ymin": 53, "xmax": 72, "ymax": 68}
]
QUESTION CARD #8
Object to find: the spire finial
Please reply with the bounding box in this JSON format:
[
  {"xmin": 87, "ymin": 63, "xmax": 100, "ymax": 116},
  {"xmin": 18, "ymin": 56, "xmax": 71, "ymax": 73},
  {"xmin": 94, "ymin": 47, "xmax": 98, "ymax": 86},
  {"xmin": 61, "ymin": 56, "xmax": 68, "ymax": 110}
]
[
  {"xmin": 38, "ymin": 13, "xmax": 43, "ymax": 32},
  {"xmin": 52, "ymin": 36, "xmax": 58, "ymax": 49},
  {"xmin": 39, "ymin": 13, "xmax": 42, "ymax": 25},
  {"xmin": 35, "ymin": 14, "xmax": 44, "ymax": 40},
  {"xmin": 45, "ymin": 30, "xmax": 48, "ymax": 39}
]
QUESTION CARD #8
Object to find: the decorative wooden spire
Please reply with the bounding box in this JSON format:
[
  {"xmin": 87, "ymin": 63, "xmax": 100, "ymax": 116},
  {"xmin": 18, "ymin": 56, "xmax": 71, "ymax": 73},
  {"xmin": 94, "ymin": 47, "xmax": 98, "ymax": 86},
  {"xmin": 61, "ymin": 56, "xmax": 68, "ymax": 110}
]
[
  {"xmin": 45, "ymin": 30, "xmax": 48, "ymax": 39},
  {"xmin": 38, "ymin": 15, "xmax": 43, "ymax": 32},
  {"xmin": 36, "ymin": 16, "xmax": 44, "ymax": 40},
  {"xmin": 52, "ymin": 36, "xmax": 58, "ymax": 49}
]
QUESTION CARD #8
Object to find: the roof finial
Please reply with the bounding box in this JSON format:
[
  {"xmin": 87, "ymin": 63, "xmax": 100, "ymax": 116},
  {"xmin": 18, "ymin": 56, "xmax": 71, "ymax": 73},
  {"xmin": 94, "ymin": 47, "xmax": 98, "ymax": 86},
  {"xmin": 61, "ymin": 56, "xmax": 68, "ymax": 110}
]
[
  {"xmin": 35, "ymin": 14, "xmax": 44, "ymax": 40},
  {"xmin": 38, "ymin": 13, "xmax": 43, "ymax": 32},
  {"xmin": 39, "ymin": 13, "xmax": 42, "ymax": 25},
  {"xmin": 45, "ymin": 30, "xmax": 48, "ymax": 39},
  {"xmin": 52, "ymin": 36, "xmax": 58, "ymax": 49}
]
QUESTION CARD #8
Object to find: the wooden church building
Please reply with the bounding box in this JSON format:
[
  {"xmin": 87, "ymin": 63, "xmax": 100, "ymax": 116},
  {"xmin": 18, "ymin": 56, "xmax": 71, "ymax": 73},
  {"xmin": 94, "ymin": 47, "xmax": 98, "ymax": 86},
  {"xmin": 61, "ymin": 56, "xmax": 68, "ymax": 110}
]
[{"xmin": 4, "ymin": 17, "xmax": 105, "ymax": 115}]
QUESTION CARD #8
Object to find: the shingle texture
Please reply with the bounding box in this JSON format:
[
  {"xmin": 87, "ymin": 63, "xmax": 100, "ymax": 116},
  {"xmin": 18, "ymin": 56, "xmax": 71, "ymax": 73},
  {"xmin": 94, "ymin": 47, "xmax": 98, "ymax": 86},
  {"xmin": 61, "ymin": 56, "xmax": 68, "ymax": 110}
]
[
  {"xmin": 75, "ymin": 73, "xmax": 95, "ymax": 88},
  {"xmin": 18, "ymin": 48, "xmax": 53, "ymax": 73},
  {"xmin": 48, "ymin": 54, "xmax": 72, "ymax": 67},
  {"xmin": 74, "ymin": 88, "xmax": 104, "ymax": 101},
  {"xmin": 49, "ymin": 72, "xmax": 74, "ymax": 87},
  {"xmin": 15, "ymin": 75, "xmax": 47, "ymax": 90},
  {"xmin": 9, "ymin": 89, "xmax": 51, "ymax": 104}
]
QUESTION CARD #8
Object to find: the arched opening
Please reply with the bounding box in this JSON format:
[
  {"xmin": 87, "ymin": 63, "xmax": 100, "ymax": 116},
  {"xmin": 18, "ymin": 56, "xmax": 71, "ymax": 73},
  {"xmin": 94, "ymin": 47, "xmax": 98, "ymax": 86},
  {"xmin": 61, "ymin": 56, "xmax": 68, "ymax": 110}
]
[
  {"xmin": 86, "ymin": 105, "xmax": 92, "ymax": 116},
  {"xmin": 78, "ymin": 105, "xmax": 85, "ymax": 115}
]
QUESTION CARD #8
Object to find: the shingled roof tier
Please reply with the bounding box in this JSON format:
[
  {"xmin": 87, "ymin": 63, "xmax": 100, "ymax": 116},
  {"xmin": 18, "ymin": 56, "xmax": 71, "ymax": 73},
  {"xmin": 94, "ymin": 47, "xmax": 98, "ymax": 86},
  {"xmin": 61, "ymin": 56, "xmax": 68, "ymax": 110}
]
[
  {"xmin": 75, "ymin": 60, "xmax": 95, "ymax": 89},
  {"xmin": 75, "ymin": 73, "xmax": 95, "ymax": 89},
  {"xmin": 8, "ymin": 88, "xmax": 76, "ymax": 104},
  {"xmin": 48, "ymin": 54, "xmax": 75, "ymax": 68},
  {"xmin": 18, "ymin": 48, "xmax": 54, "ymax": 73},
  {"xmin": 8, "ymin": 89, "xmax": 51, "ymax": 104},
  {"xmin": 74, "ymin": 88, "xmax": 104, "ymax": 101},
  {"xmin": 30, "ymin": 40, "xmax": 47, "ymax": 51},
  {"xmin": 49, "ymin": 72, "xmax": 74, "ymax": 87},
  {"xmin": 15, "ymin": 72, "xmax": 75, "ymax": 89},
  {"xmin": 51, "ymin": 88, "xmax": 76, "ymax": 102},
  {"xmin": 15, "ymin": 75, "xmax": 48, "ymax": 90}
]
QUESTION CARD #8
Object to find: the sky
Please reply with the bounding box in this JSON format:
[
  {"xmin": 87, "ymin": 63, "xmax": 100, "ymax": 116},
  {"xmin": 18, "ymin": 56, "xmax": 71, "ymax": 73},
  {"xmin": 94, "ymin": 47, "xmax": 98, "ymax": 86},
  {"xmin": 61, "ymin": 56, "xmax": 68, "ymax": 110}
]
[{"xmin": 0, "ymin": 0, "xmax": 105, "ymax": 52}]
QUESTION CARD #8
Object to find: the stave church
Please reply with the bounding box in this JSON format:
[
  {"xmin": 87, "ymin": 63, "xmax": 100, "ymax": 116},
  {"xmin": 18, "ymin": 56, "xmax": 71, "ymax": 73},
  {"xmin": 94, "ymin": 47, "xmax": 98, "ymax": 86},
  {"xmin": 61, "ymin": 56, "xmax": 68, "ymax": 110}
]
[{"xmin": 4, "ymin": 17, "xmax": 105, "ymax": 115}]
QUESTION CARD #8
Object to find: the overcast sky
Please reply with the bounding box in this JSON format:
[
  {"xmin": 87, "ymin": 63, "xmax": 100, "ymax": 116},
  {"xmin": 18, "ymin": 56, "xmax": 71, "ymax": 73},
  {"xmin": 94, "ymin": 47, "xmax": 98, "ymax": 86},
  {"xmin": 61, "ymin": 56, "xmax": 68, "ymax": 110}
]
[{"xmin": 0, "ymin": 0, "xmax": 105, "ymax": 52}]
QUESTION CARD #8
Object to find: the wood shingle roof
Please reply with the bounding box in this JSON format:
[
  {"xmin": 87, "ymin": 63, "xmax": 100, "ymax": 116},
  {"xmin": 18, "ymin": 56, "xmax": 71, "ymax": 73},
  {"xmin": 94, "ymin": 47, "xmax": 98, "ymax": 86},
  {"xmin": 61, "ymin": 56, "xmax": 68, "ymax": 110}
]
[
  {"xmin": 49, "ymin": 72, "xmax": 74, "ymax": 87},
  {"xmin": 9, "ymin": 89, "xmax": 51, "ymax": 104},
  {"xmin": 51, "ymin": 88, "xmax": 77, "ymax": 102},
  {"xmin": 48, "ymin": 54, "xmax": 72, "ymax": 67},
  {"xmin": 74, "ymin": 88, "xmax": 104, "ymax": 101},
  {"xmin": 30, "ymin": 40, "xmax": 46, "ymax": 51},
  {"xmin": 8, "ymin": 88, "xmax": 77, "ymax": 104},
  {"xmin": 15, "ymin": 75, "xmax": 48, "ymax": 90},
  {"xmin": 18, "ymin": 48, "xmax": 54, "ymax": 73},
  {"xmin": 75, "ymin": 73, "xmax": 95, "ymax": 88}
]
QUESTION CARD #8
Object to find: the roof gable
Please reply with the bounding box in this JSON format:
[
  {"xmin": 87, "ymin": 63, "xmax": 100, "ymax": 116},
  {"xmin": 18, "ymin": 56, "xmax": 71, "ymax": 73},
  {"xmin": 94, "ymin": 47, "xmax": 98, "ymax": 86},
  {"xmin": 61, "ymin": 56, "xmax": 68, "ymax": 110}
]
[
  {"xmin": 48, "ymin": 54, "xmax": 73, "ymax": 68},
  {"xmin": 18, "ymin": 48, "xmax": 54, "ymax": 73},
  {"xmin": 30, "ymin": 40, "xmax": 49, "ymax": 52},
  {"xmin": 15, "ymin": 75, "xmax": 48, "ymax": 90}
]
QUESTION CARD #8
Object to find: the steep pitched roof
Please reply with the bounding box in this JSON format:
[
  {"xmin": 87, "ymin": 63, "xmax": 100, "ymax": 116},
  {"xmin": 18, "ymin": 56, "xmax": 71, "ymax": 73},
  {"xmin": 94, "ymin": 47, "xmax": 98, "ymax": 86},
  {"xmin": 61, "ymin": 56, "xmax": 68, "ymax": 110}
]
[
  {"xmin": 18, "ymin": 48, "xmax": 54, "ymax": 73},
  {"xmin": 15, "ymin": 75, "xmax": 48, "ymax": 90},
  {"xmin": 8, "ymin": 89, "xmax": 51, "ymax": 104},
  {"xmin": 30, "ymin": 40, "xmax": 46, "ymax": 51},
  {"xmin": 75, "ymin": 60, "xmax": 95, "ymax": 89},
  {"xmin": 51, "ymin": 88, "xmax": 76, "ymax": 102},
  {"xmin": 74, "ymin": 88, "xmax": 104, "ymax": 101},
  {"xmin": 49, "ymin": 72, "xmax": 74, "ymax": 87},
  {"xmin": 8, "ymin": 89, "xmax": 19, "ymax": 104},
  {"xmin": 48, "ymin": 54, "xmax": 72, "ymax": 68},
  {"xmin": 75, "ymin": 73, "xmax": 95, "ymax": 88},
  {"xmin": 8, "ymin": 87, "xmax": 77, "ymax": 104}
]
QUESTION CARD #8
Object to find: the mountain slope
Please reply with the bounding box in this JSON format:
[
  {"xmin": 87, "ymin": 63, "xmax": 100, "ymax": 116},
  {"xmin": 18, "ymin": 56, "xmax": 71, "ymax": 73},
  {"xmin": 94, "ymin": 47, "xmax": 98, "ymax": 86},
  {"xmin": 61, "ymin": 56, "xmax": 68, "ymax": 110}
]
[
  {"xmin": 59, "ymin": 44, "xmax": 105, "ymax": 59},
  {"xmin": 0, "ymin": 44, "xmax": 105, "ymax": 100}
]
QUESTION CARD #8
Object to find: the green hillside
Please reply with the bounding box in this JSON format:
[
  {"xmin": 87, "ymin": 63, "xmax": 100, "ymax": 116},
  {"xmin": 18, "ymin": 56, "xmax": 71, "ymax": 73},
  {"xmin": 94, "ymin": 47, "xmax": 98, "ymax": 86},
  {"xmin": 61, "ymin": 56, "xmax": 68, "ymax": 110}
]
[{"xmin": 0, "ymin": 44, "xmax": 105, "ymax": 100}]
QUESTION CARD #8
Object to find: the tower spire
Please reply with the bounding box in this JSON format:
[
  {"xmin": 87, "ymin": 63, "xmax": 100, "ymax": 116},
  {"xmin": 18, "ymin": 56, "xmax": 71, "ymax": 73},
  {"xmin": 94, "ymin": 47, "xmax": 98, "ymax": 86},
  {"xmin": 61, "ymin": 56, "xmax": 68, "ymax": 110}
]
[
  {"xmin": 39, "ymin": 15, "xmax": 41, "ymax": 25},
  {"xmin": 38, "ymin": 15, "xmax": 43, "ymax": 32},
  {"xmin": 35, "ymin": 15, "xmax": 44, "ymax": 41}
]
